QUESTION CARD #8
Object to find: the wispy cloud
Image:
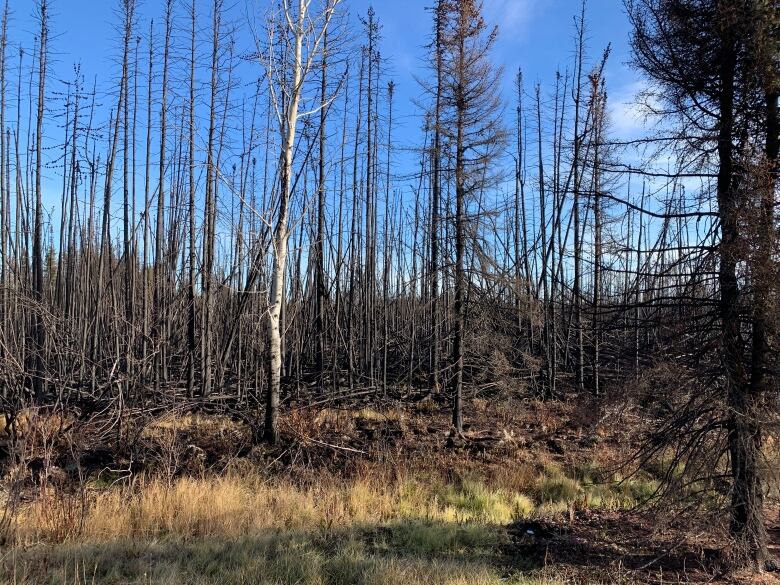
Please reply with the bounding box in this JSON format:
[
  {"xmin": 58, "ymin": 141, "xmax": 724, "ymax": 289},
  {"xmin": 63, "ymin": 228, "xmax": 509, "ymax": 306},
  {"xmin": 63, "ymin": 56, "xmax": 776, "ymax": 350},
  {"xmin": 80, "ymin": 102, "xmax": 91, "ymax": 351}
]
[
  {"xmin": 484, "ymin": 0, "xmax": 542, "ymax": 34},
  {"xmin": 608, "ymin": 79, "xmax": 654, "ymax": 139}
]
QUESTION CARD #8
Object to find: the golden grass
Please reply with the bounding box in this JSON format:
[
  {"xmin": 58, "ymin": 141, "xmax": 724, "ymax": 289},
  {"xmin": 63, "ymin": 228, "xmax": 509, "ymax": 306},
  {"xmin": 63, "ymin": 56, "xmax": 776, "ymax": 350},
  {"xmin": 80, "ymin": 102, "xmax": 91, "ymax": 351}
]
[
  {"xmin": 12, "ymin": 471, "xmax": 517, "ymax": 544},
  {"xmin": 1, "ymin": 460, "xmax": 662, "ymax": 583},
  {"xmin": 312, "ymin": 407, "xmax": 406, "ymax": 433},
  {"xmin": 9, "ymin": 460, "xmax": 662, "ymax": 547},
  {"xmin": 143, "ymin": 412, "xmax": 247, "ymax": 432},
  {"xmin": 5, "ymin": 466, "xmax": 579, "ymax": 583},
  {"xmin": 0, "ymin": 408, "xmax": 75, "ymax": 446}
]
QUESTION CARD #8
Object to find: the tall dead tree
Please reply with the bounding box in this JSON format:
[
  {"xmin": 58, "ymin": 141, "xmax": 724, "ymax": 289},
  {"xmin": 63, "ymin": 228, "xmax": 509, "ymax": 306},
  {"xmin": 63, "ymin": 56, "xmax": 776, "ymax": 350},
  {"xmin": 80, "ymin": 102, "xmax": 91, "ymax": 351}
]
[
  {"xmin": 628, "ymin": 0, "xmax": 778, "ymax": 568},
  {"xmin": 201, "ymin": 0, "xmax": 223, "ymax": 398},
  {"xmin": 427, "ymin": 0, "xmax": 445, "ymax": 395},
  {"xmin": 381, "ymin": 79, "xmax": 394, "ymax": 394},
  {"xmin": 121, "ymin": 0, "xmax": 136, "ymax": 400},
  {"xmin": 362, "ymin": 7, "xmax": 379, "ymax": 386},
  {"xmin": 154, "ymin": 0, "xmax": 173, "ymax": 390},
  {"xmin": 0, "ymin": 1, "xmax": 7, "ymax": 394},
  {"xmin": 589, "ymin": 72, "xmax": 606, "ymax": 397},
  {"xmin": 438, "ymin": 0, "xmax": 505, "ymax": 433},
  {"xmin": 315, "ymin": 27, "xmax": 328, "ymax": 386},
  {"xmin": 141, "ymin": 19, "xmax": 154, "ymax": 379},
  {"xmin": 572, "ymin": 3, "xmax": 586, "ymax": 391},
  {"xmin": 31, "ymin": 0, "xmax": 49, "ymax": 404},
  {"xmin": 186, "ymin": 0, "xmax": 197, "ymax": 398}
]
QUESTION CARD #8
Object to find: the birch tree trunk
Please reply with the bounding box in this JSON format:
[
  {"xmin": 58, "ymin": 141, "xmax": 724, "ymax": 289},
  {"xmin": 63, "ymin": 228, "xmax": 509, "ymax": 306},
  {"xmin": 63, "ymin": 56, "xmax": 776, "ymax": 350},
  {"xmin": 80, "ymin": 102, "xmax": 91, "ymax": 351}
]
[{"xmin": 264, "ymin": 0, "xmax": 341, "ymax": 444}]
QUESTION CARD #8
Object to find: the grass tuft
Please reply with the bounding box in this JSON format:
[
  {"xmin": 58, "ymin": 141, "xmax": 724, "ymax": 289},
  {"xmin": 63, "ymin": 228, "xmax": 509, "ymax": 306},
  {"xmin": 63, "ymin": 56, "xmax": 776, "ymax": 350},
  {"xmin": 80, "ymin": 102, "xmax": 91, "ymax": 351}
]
[
  {"xmin": 381, "ymin": 520, "xmax": 503, "ymax": 556},
  {"xmin": 535, "ymin": 471, "xmax": 581, "ymax": 504}
]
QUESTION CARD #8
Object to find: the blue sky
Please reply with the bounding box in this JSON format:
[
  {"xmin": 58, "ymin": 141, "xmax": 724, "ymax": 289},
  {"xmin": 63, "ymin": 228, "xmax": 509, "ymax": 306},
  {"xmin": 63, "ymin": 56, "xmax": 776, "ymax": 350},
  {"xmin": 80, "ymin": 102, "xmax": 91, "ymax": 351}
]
[
  {"xmin": 11, "ymin": 0, "xmax": 644, "ymax": 156},
  {"xmin": 7, "ymin": 0, "xmax": 653, "ymax": 250},
  {"xmin": 16, "ymin": 1, "xmax": 636, "ymax": 84}
]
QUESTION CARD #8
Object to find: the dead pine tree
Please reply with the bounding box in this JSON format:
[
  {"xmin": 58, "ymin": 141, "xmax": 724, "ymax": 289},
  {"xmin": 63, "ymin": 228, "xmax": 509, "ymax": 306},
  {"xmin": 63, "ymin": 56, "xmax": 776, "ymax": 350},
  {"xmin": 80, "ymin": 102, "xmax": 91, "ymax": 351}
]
[
  {"xmin": 361, "ymin": 7, "xmax": 380, "ymax": 388},
  {"xmin": 381, "ymin": 79, "xmax": 394, "ymax": 396},
  {"xmin": 421, "ymin": 0, "xmax": 445, "ymax": 396},
  {"xmin": 0, "ymin": 0, "xmax": 7, "ymax": 398},
  {"xmin": 436, "ymin": 0, "xmax": 505, "ymax": 435},
  {"xmin": 186, "ymin": 0, "xmax": 197, "ymax": 398},
  {"xmin": 30, "ymin": 0, "xmax": 49, "ymax": 404},
  {"xmin": 153, "ymin": 0, "xmax": 173, "ymax": 392},
  {"xmin": 315, "ymin": 26, "xmax": 328, "ymax": 390},
  {"xmin": 588, "ymin": 71, "xmax": 606, "ymax": 397},
  {"xmin": 572, "ymin": 2, "xmax": 586, "ymax": 391},
  {"xmin": 535, "ymin": 84, "xmax": 550, "ymax": 398},
  {"xmin": 121, "ymin": 0, "xmax": 136, "ymax": 402},
  {"xmin": 628, "ymin": 0, "xmax": 779, "ymax": 569},
  {"xmin": 201, "ymin": 0, "xmax": 223, "ymax": 398}
]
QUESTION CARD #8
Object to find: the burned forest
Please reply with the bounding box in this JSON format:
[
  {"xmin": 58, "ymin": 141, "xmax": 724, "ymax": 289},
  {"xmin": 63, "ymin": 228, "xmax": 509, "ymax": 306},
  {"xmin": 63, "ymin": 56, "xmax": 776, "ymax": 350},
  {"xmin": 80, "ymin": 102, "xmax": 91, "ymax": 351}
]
[{"xmin": 0, "ymin": 0, "xmax": 778, "ymax": 583}]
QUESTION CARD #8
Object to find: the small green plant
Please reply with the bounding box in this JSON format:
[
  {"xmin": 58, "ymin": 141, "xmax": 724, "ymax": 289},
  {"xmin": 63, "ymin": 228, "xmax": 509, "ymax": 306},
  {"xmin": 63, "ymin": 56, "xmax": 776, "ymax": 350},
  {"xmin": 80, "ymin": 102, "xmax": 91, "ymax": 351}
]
[
  {"xmin": 437, "ymin": 478, "xmax": 518, "ymax": 523},
  {"xmin": 384, "ymin": 520, "xmax": 501, "ymax": 556},
  {"xmin": 626, "ymin": 476, "xmax": 661, "ymax": 504},
  {"xmin": 510, "ymin": 494, "xmax": 535, "ymax": 519},
  {"xmin": 535, "ymin": 472, "xmax": 581, "ymax": 504}
]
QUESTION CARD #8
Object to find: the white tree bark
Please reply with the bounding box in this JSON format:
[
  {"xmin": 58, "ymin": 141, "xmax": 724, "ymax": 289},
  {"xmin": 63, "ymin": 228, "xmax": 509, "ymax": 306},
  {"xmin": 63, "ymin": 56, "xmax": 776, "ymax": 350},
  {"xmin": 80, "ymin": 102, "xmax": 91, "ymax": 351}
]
[{"xmin": 264, "ymin": 0, "xmax": 340, "ymax": 444}]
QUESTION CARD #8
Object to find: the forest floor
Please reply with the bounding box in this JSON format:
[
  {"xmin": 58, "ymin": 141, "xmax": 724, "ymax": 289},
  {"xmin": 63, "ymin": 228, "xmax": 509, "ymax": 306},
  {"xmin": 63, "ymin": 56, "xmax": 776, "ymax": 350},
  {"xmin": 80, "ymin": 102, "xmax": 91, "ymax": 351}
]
[{"xmin": 1, "ymin": 389, "xmax": 779, "ymax": 584}]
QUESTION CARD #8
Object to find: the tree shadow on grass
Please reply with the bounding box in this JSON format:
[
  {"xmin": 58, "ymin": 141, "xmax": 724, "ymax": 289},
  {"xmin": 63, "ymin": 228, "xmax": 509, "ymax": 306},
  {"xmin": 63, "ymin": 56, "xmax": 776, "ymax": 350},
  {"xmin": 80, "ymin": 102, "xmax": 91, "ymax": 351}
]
[
  {"xmin": 3, "ymin": 520, "xmax": 552, "ymax": 585},
  {"xmin": 506, "ymin": 513, "xmax": 727, "ymax": 584}
]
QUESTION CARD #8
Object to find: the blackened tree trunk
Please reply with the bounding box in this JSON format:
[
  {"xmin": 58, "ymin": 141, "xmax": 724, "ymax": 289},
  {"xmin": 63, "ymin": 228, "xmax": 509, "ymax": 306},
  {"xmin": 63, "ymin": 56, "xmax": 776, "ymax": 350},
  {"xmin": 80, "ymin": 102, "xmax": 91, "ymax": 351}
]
[
  {"xmin": 440, "ymin": 0, "xmax": 505, "ymax": 434},
  {"xmin": 717, "ymin": 17, "xmax": 767, "ymax": 568},
  {"xmin": 316, "ymin": 28, "xmax": 328, "ymax": 387},
  {"xmin": 429, "ymin": 0, "xmax": 444, "ymax": 395},
  {"xmin": 186, "ymin": 0, "xmax": 197, "ymax": 398},
  {"xmin": 31, "ymin": 0, "xmax": 48, "ymax": 404}
]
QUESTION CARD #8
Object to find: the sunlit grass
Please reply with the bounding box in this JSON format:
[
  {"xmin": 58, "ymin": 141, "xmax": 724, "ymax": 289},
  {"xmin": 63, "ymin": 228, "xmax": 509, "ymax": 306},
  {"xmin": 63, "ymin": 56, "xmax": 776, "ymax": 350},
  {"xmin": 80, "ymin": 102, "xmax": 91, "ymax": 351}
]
[
  {"xmin": 10, "ymin": 465, "xmax": 662, "ymax": 544},
  {"xmin": 3, "ymin": 460, "xmax": 661, "ymax": 583}
]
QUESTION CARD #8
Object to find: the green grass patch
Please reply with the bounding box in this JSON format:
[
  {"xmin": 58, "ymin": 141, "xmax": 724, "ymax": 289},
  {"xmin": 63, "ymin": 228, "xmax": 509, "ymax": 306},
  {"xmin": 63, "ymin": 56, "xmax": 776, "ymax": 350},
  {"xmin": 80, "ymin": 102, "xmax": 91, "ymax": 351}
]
[
  {"xmin": 535, "ymin": 472, "xmax": 581, "ymax": 504},
  {"xmin": 434, "ymin": 477, "xmax": 535, "ymax": 523},
  {"xmin": 379, "ymin": 520, "xmax": 503, "ymax": 556}
]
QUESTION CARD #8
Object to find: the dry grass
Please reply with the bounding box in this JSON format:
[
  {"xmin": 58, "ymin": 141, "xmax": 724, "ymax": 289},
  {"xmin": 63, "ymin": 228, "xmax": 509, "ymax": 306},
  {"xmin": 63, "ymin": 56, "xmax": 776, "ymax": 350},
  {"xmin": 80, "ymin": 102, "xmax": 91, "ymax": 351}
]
[
  {"xmin": 141, "ymin": 413, "xmax": 249, "ymax": 437},
  {"xmin": 0, "ymin": 401, "xmax": 681, "ymax": 584},
  {"xmin": 0, "ymin": 458, "xmax": 664, "ymax": 585},
  {"xmin": 0, "ymin": 460, "xmax": 666, "ymax": 584},
  {"xmin": 3, "ymin": 469, "xmax": 567, "ymax": 584},
  {"xmin": 4, "ymin": 535, "xmax": 568, "ymax": 585},
  {"xmin": 12, "ymin": 469, "xmax": 532, "ymax": 544}
]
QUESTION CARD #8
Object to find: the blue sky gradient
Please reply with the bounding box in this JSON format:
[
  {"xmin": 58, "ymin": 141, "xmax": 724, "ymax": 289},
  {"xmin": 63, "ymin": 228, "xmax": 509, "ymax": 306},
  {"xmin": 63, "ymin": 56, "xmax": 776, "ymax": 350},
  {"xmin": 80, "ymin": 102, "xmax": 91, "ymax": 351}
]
[
  {"xmin": 6, "ymin": 0, "xmax": 658, "ymax": 257},
  {"xmin": 11, "ymin": 0, "xmax": 643, "ymax": 177}
]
